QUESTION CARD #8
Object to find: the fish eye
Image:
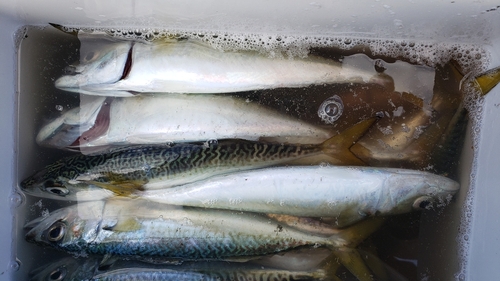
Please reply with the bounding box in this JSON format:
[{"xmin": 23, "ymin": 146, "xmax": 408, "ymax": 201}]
[
  {"xmin": 413, "ymin": 196, "xmax": 433, "ymax": 210},
  {"xmin": 46, "ymin": 187, "xmax": 69, "ymax": 196},
  {"xmin": 84, "ymin": 51, "xmax": 98, "ymax": 62},
  {"xmin": 47, "ymin": 221, "xmax": 66, "ymax": 242},
  {"xmin": 47, "ymin": 266, "xmax": 67, "ymax": 281}
]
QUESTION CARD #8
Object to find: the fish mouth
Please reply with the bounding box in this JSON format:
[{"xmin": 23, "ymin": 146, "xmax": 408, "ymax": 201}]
[
  {"xmin": 68, "ymin": 97, "xmax": 113, "ymax": 149},
  {"xmin": 24, "ymin": 215, "xmax": 47, "ymax": 231},
  {"xmin": 24, "ymin": 222, "xmax": 42, "ymax": 244},
  {"xmin": 36, "ymin": 123, "xmax": 86, "ymax": 149},
  {"xmin": 63, "ymin": 65, "xmax": 80, "ymax": 76},
  {"xmin": 25, "ymin": 229, "xmax": 37, "ymax": 242},
  {"xmin": 36, "ymin": 97, "xmax": 112, "ymax": 150},
  {"xmin": 55, "ymin": 43, "xmax": 133, "ymax": 90}
]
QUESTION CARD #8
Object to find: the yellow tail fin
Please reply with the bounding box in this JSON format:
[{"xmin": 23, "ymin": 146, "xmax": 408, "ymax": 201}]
[
  {"xmin": 320, "ymin": 117, "xmax": 378, "ymax": 166},
  {"xmin": 329, "ymin": 217, "xmax": 385, "ymax": 281},
  {"xmin": 475, "ymin": 66, "xmax": 500, "ymax": 95}
]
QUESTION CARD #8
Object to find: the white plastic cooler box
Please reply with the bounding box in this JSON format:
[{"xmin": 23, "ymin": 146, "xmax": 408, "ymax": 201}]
[{"xmin": 1, "ymin": 1, "xmax": 500, "ymax": 280}]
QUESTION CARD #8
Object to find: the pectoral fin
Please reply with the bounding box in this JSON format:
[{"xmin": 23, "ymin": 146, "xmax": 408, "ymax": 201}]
[
  {"xmin": 111, "ymin": 217, "xmax": 142, "ymax": 232},
  {"xmin": 98, "ymin": 254, "xmax": 120, "ymax": 270},
  {"xmin": 86, "ymin": 179, "xmax": 146, "ymax": 197}
]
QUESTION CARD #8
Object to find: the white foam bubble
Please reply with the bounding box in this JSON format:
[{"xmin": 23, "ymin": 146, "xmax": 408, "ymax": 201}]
[{"xmin": 86, "ymin": 27, "xmax": 490, "ymax": 74}]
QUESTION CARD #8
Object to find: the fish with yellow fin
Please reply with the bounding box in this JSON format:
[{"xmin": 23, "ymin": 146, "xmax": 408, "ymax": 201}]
[
  {"xmin": 29, "ymin": 254, "xmax": 337, "ymax": 281},
  {"xmin": 35, "ymin": 94, "xmax": 339, "ymax": 153},
  {"xmin": 25, "ymin": 198, "xmax": 384, "ymax": 281},
  {"xmin": 21, "ymin": 118, "xmax": 375, "ymax": 200},
  {"xmin": 351, "ymin": 62, "xmax": 500, "ymax": 173},
  {"xmin": 51, "ymin": 24, "xmax": 383, "ymax": 97}
]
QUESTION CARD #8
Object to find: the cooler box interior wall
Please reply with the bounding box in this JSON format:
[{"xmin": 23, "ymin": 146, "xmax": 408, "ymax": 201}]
[{"xmin": 1, "ymin": 1, "xmax": 500, "ymax": 280}]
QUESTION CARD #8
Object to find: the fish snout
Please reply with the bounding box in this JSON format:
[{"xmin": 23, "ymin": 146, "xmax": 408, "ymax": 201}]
[
  {"xmin": 20, "ymin": 168, "xmax": 49, "ymax": 189},
  {"xmin": 55, "ymin": 74, "xmax": 81, "ymax": 89},
  {"xmin": 442, "ymin": 178, "xmax": 460, "ymax": 192},
  {"xmin": 426, "ymin": 174, "xmax": 460, "ymax": 193},
  {"xmin": 25, "ymin": 228, "xmax": 38, "ymax": 243}
]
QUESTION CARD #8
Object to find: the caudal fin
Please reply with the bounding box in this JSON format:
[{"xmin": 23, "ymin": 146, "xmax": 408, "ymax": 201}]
[
  {"xmin": 328, "ymin": 217, "xmax": 385, "ymax": 281},
  {"xmin": 475, "ymin": 66, "xmax": 500, "ymax": 95},
  {"xmin": 358, "ymin": 249, "xmax": 410, "ymax": 281},
  {"xmin": 320, "ymin": 117, "xmax": 378, "ymax": 166}
]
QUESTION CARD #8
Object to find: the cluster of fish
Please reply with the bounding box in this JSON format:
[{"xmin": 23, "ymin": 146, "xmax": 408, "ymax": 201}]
[{"xmin": 20, "ymin": 25, "xmax": 500, "ymax": 281}]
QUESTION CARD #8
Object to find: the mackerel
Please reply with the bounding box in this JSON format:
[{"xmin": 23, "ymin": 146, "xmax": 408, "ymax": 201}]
[
  {"xmin": 21, "ymin": 119, "xmax": 375, "ymax": 199},
  {"xmin": 30, "ymin": 255, "xmax": 333, "ymax": 281},
  {"xmin": 36, "ymin": 94, "xmax": 334, "ymax": 152},
  {"xmin": 25, "ymin": 199, "xmax": 383, "ymax": 281},
  {"xmin": 139, "ymin": 166, "xmax": 459, "ymax": 227},
  {"xmin": 54, "ymin": 34, "xmax": 381, "ymax": 97}
]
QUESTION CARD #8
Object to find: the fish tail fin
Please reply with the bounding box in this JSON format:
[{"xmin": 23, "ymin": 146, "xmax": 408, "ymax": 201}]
[
  {"xmin": 358, "ymin": 249, "xmax": 411, "ymax": 281},
  {"xmin": 358, "ymin": 249, "xmax": 390, "ymax": 281},
  {"xmin": 401, "ymin": 92, "xmax": 424, "ymax": 108},
  {"xmin": 314, "ymin": 254, "xmax": 343, "ymax": 281},
  {"xmin": 327, "ymin": 218, "xmax": 385, "ymax": 281},
  {"xmin": 475, "ymin": 66, "xmax": 500, "ymax": 95},
  {"xmin": 320, "ymin": 118, "xmax": 378, "ymax": 165}
]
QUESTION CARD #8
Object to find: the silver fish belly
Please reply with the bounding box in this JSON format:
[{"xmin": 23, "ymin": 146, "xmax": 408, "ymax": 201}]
[
  {"xmin": 140, "ymin": 166, "xmax": 459, "ymax": 227},
  {"xmin": 36, "ymin": 94, "xmax": 333, "ymax": 151},
  {"xmin": 55, "ymin": 37, "xmax": 379, "ymax": 96}
]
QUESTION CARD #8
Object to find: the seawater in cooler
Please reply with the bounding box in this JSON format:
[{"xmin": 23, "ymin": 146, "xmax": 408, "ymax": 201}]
[
  {"xmin": 13, "ymin": 24, "xmax": 492, "ymax": 281},
  {"xmin": 3, "ymin": 1, "xmax": 500, "ymax": 280}
]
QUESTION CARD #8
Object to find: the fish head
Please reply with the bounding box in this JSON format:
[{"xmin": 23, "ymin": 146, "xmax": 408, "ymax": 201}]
[
  {"xmin": 380, "ymin": 169, "xmax": 460, "ymax": 215},
  {"xmin": 29, "ymin": 257, "xmax": 98, "ymax": 281},
  {"xmin": 36, "ymin": 97, "xmax": 107, "ymax": 150},
  {"xmin": 25, "ymin": 202, "xmax": 105, "ymax": 252},
  {"xmin": 55, "ymin": 38, "xmax": 132, "ymax": 92},
  {"xmin": 21, "ymin": 160, "xmax": 71, "ymax": 195},
  {"xmin": 20, "ymin": 156, "xmax": 113, "ymax": 201}
]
